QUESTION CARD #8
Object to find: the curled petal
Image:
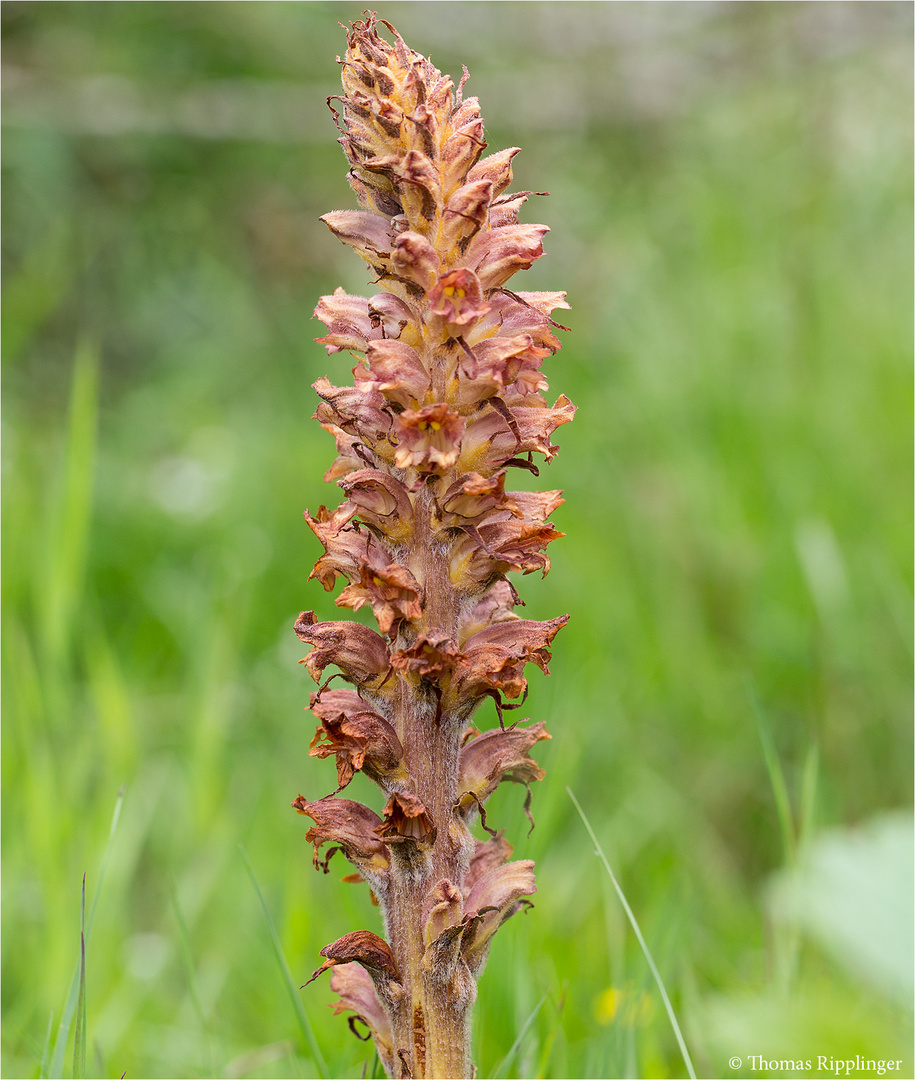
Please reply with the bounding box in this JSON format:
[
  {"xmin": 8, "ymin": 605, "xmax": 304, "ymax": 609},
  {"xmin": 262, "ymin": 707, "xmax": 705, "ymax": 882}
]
[
  {"xmin": 336, "ymin": 560, "xmax": 423, "ymax": 635},
  {"xmin": 339, "ymin": 468, "xmax": 415, "ymax": 538},
  {"xmin": 459, "ymin": 721, "xmax": 551, "ymax": 805},
  {"xmin": 508, "ymin": 489, "xmax": 565, "ymax": 522},
  {"xmin": 391, "ymin": 634, "xmax": 459, "ymax": 681},
  {"xmin": 294, "ymin": 611, "xmax": 391, "ymax": 689},
  {"xmin": 451, "ymin": 615, "xmax": 570, "ymax": 701},
  {"xmin": 509, "ymin": 394, "xmax": 577, "ymax": 459},
  {"xmin": 391, "ymin": 230, "xmax": 440, "ymax": 290},
  {"xmin": 312, "ymin": 377, "xmax": 393, "ymax": 449},
  {"xmin": 328, "ymin": 963, "xmax": 395, "ymax": 1075},
  {"xmin": 376, "ymin": 791, "xmax": 437, "ymax": 847},
  {"xmin": 438, "ymin": 471, "xmax": 514, "ymax": 527},
  {"xmin": 469, "ymin": 224, "xmax": 549, "ymax": 290},
  {"xmin": 464, "ymin": 334, "xmax": 551, "ymax": 399},
  {"xmin": 292, "ymin": 795, "xmax": 389, "ymax": 877},
  {"xmin": 321, "ymin": 211, "xmax": 395, "ymax": 270},
  {"xmin": 304, "ymin": 503, "xmax": 365, "ymax": 590},
  {"xmin": 461, "ymin": 860, "xmax": 537, "ymax": 973},
  {"xmin": 357, "ymin": 340, "xmax": 430, "ymax": 411},
  {"xmin": 466, "ymin": 292, "xmax": 567, "ymax": 355},
  {"xmin": 314, "ymin": 289, "xmax": 373, "ymax": 354},
  {"xmin": 305, "ymin": 931, "xmax": 403, "ymax": 1008},
  {"xmin": 309, "ymin": 689, "xmax": 408, "ymax": 791},
  {"xmin": 475, "ymin": 517, "xmax": 565, "ymax": 576},
  {"xmin": 450, "ymin": 518, "xmax": 564, "ymax": 586}
]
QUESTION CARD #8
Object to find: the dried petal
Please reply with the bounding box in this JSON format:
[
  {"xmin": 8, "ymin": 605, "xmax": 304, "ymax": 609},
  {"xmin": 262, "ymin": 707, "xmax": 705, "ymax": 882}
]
[
  {"xmin": 336, "ymin": 559, "xmax": 423, "ymax": 635},
  {"xmin": 292, "ymin": 795, "xmax": 389, "ymax": 877},
  {"xmin": 376, "ymin": 791, "xmax": 437, "ymax": 847},
  {"xmin": 309, "ymin": 689, "xmax": 408, "ymax": 791},
  {"xmin": 461, "ymin": 860, "xmax": 537, "ymax": 973},
  {"xmin": 339, "ymin": 468, "xmax": 415, "ymax": 538},
  {"xmin": 305, "ymin": 931, "xmax": 403, "ymax": 1007},
  {"xmin": 294, "ymin": 611, "xmax": 391, "ymax": 690},
  {"xmin": 391, "ymin": 634, "xmax": 459, "ymax": 681},
  {"xmin": 356, "ymin": 340, "xmax": 430, "ymax": 411},
  {"xmin": 328, "ymin": 963, "xmax": 395, "ymax": 1074},
  {"xmin": 459, "ymin": 721, "xmax": 551, "ymax": 805},
  {"xmin": 450, "ymin": 615, "xmax": 570, "ymax": 701}
]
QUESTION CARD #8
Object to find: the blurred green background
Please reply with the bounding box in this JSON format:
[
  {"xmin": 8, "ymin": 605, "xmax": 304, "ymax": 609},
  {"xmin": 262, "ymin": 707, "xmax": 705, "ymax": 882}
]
[{"xmin": 2, "ymin": 2, "xmax": 912, "ymax": 1078}]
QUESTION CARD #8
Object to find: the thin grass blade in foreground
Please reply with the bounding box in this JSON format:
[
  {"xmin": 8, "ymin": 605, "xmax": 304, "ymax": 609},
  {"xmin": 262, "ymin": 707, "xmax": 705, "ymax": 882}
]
[
  {"xmin": 567, "ymin": 787, "xmax": 697, "ymax": 1080},
  {"xmin": 72, "ymin": 876, "xmax": 87, "ymax": 1080},
  {"xmin": 46, "ymin": 786, "xmax": 125, "ymax": 1080},
  {"xmin": 240, "ymin": 845, "xmax": 327, "ymax": 1077},
  {"xmin": 291, "ymin": 13, "xmax": 573, "ymax": 1078}
]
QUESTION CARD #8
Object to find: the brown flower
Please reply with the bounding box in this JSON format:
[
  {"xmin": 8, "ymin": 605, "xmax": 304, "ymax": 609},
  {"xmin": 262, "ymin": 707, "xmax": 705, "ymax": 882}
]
[
  {"xmin": 355, "ymin": 340, "xmax": 430, "ymax": 412},
  {"xmin": 451, "ymin": 615, "xmax": 570, "ymax": 702},
  {"xmin": 304, "ymin": 931, "xmax": 402, "ymax": 1008},
  {"xmin": 376, "ymin": 791, "xmax": 437, "ymax": 847},
  {"xmin": 458, "ymin": 721, "xmax": 551, "ymax": 805},
  {"xmin": 336, "ymin": 558, "xmax": 423, "ymax": 635},
  {"xmin": 292, "ymin": 795, "xmax": 389, "ymax": 879},
  {"xmin": 393, "ymin": 404, "xmax": 466, "ymax": 471},
  {"xmin": 309, "ymin": 689, "xmax": 408, "ymax": 791},
  {"xmin": 294, "ymin": 611, "xmax": 391, "ymax": 690},
  {"xmin": 339, "ymin": 468, "xmax": 415, "ymax": 539},
  {"xmin": 428, "ymin": 268, "xmax": 491, "ymax": 329},
  {"xmin": 460, "ymin": 860, "xmax": 537, "ymax": 973}
]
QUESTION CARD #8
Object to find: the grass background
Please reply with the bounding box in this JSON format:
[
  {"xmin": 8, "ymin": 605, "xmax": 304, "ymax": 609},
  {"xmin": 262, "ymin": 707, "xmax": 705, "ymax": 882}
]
[{"xmin": 2, "ymin": 2, "xmax": 912, "ymax": 1078}]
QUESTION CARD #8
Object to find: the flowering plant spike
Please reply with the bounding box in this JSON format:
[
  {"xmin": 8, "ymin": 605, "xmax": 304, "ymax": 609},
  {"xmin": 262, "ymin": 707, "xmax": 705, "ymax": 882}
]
[{"xmin": 294, "ymin": 15, "xmax": 573, "ymax": 1078}]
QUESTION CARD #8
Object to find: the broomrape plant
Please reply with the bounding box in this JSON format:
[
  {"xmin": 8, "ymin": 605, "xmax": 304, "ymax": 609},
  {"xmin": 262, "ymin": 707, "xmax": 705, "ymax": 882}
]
[{"xmin": 293, "ymin": 15, "xmax": 574, "ymax": 1078}]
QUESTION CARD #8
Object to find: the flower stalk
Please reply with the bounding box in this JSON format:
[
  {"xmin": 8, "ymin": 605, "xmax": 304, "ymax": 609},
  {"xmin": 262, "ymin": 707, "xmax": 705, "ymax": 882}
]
[{"xmin": 294, "ymin": 15, "xmax": 573, "ymax": 1078}]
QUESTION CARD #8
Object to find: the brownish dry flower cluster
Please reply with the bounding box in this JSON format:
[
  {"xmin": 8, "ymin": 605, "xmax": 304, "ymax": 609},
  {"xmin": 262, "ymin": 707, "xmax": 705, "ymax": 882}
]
[{"xmin": 292, "ymin": 14, "xmax": 573, "ymax": 1078}]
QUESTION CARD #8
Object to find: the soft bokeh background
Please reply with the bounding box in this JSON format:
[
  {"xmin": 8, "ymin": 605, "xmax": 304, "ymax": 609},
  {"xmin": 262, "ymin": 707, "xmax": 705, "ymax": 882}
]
[{"xmin": 3, "ymin": 3, "xmax": 912, "ymax": 1078}]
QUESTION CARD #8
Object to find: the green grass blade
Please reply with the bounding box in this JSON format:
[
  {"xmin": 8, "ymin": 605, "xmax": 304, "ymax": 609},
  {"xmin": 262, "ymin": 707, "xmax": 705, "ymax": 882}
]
[
  {"xmin": 47, "ymin": 787, "xmax": 125, "ymax": 1079},
  {"xmin": 170, "ymin": 883, "xmax": 219, "ymax": 1077},
  {"xmin": 239, "ymin": 845, "xmax": 327, "ymax": 1078},
  {"xmin": 39, "ymin": 1012, "xmax": 54, "ymax": 1079},
  {"xmin": 746, "ymin": 678, "xmax": 797, "ymax": 866},
  {"xmin": 42, "ymin": 339, "xmax": 99, "ymax": 673},
  {"xmin": 72, "ymin": 875, "xmax": 87, "ymax": 1080},
  {"xmin": 491, "ymin": 991, "xmax": 549, "ymax": 1079},
  {"xmin": 567, "ymin": 787, "xmax": 697, "ymax": 1080}
]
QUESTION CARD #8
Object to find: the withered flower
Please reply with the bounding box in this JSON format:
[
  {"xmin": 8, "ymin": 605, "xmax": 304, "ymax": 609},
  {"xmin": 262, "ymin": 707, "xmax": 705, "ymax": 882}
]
[{"xmin": 293, "ymin": 15, "xmax": 572, "ymax": 1078}]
